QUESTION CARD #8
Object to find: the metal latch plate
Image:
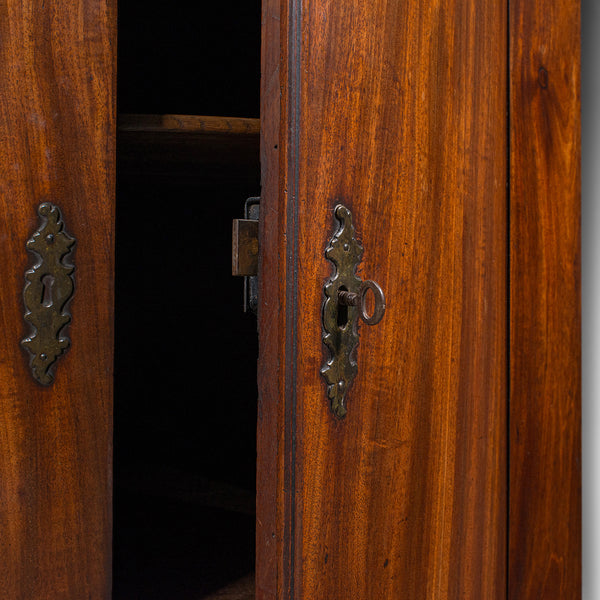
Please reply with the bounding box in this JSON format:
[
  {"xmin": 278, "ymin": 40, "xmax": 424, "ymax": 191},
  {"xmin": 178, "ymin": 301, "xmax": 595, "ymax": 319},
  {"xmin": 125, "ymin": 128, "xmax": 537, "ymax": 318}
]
[
  {"xmin": 232, "ymin": 219, "xmax": 259, "ymax": 277},
  {"xmin": 232, "ymin": 197, "xmax": 260, "ymax": 313}
]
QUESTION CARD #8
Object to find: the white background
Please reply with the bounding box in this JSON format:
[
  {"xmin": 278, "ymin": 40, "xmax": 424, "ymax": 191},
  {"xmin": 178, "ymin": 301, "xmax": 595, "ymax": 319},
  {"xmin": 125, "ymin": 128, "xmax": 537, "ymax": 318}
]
[{"xmin": 582, "ymin": 0, "xmax": 598, "ymax": 596}]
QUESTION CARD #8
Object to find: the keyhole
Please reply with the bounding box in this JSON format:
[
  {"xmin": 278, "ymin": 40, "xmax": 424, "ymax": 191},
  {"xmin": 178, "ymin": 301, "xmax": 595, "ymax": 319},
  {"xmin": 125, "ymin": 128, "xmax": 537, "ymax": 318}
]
[
  {"xmin": 41, "ymin": 274, "xmax": 55, "ymax": 307},
  {"xmin": 337, "ymin": 286, "xmax": 349, "ymax": 329}
]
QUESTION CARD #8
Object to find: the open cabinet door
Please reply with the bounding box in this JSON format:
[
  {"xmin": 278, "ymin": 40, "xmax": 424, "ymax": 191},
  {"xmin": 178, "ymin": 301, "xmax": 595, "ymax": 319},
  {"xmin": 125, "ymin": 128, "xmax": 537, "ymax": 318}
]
[
  {"xmin": 0, "ymin": 1, "xmax": 115, "ymax": 597},
  {"xmin": 258, "ymin": 0, "xmax": 508, "ymax": 597},
  {"xmin": 257, "ymin": 0, "xmax": 580, "ymax": 598}
]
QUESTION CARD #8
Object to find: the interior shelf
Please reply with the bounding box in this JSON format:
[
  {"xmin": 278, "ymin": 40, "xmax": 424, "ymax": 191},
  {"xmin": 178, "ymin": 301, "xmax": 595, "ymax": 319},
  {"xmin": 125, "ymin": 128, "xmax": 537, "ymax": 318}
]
[
  {"xmin": 119, "ymin": 114, "xmax": 260, "ymax": 135},
  {"xmin": 117, "ymin": 114, "xmax": 260, "ymax": 184}
]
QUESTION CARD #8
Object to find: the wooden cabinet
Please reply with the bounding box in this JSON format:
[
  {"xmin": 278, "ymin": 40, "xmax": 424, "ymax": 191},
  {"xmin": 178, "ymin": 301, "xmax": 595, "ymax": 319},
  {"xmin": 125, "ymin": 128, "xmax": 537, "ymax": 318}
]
[{"xmin": 0, "ymin": 0, "xmax": 580, "ymax": 598}]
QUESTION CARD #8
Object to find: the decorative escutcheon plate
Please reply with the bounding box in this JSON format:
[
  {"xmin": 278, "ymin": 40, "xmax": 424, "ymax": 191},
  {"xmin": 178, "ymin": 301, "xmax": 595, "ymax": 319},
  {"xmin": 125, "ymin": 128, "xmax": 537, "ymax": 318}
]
[
  {"xmin": 21, "ymin": 203, "xmax": 76, "ymax": 385},
  {"xmin": 320, "ymin": 204, "xmax": 386, "ymax": 418}
]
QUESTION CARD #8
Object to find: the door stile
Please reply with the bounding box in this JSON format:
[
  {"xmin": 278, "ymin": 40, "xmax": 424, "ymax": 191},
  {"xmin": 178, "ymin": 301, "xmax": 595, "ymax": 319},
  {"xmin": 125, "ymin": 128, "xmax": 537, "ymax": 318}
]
[
  {"xmin": 258, "ymin": 0, "xmax": 304, "ymax": 594},
  {"xmin": 257, "ymin": 0, "xmax": 292, "ymax": 597},
  {"xmin": 508, "ymin": 0, "xmax": 581, "ymax": 597},
  {"xmin": 0, "ymin": 1, "xmax": 116, "ymax": 598}
]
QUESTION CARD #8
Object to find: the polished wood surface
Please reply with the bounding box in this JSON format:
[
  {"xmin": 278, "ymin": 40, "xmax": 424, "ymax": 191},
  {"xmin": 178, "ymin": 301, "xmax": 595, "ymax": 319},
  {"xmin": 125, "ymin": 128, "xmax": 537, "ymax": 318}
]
[
  {"xmin": 509, "ymin": 0, "xmax": 581, "ymax": 597},
  {"xmin": 256, "ymin": 0, "xmax": 284, "ymax": 596},
  {"xmin": 259, "ymin": 0, "xmax": 508, "ymax": 597},
  {"xmin": 0, "ymin": 1, "xmax": 115, "ymax": 598},
  {"xmin": 118, "ymin": 113, "xmax": 260, "ymax": 135}
]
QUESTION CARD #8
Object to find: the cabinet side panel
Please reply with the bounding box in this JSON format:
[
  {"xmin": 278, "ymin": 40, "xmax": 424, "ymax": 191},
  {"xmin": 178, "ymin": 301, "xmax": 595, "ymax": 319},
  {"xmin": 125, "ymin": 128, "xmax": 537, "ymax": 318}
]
[
  {"xmin": 509, "ymin": 0, "xmax": 581, "ymax": 597},
  {"xmin": 281, "ymin": 0, "xmax": 509, "ymax": 598},
  {"xmin": 0, "ymin": 1, "xmax": 115, "ymax": 598}
]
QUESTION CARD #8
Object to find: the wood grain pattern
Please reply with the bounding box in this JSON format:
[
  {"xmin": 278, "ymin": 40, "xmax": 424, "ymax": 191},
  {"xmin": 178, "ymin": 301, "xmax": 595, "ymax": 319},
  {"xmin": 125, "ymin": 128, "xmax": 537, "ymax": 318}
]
[
  {"xmin": 256, "ymin": 0, "xmax": 285, "ymax": 596},
  {"xmin": 0, "ymin": 1, "xmax": 115, "ymax": 598},
  {"xmin": 118, "ymin": 113, "xmax": 260, "ymax": 135},
  {"xmin": 509, "ymin": 0, "xmax": 581, "ymax": 597},
  {"xmin": 259, "ymin": 0, "xmax": 508, "ymax": 597}
]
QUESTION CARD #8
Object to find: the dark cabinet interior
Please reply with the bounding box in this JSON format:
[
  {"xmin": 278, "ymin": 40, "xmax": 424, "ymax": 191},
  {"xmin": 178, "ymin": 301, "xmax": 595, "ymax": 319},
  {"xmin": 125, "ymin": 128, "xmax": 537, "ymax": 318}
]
[
  {"xmin": 113, "ymin": 3, "xmax": 261, "ymax": 597},
  {"xmin": 116, "ymin": 1, "xmax": 260, "ymax": 117}
]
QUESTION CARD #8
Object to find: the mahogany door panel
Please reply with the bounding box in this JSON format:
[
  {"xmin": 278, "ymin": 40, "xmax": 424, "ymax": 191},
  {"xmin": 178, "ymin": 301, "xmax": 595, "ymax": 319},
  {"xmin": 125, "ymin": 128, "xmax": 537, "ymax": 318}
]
[
  {"xmin": 0, "ymin": 1, "xmax": 115, "ymax": 598},
  {"xmin": 259, "ymin": 0, "xmax": 508, "ymax": 598}
]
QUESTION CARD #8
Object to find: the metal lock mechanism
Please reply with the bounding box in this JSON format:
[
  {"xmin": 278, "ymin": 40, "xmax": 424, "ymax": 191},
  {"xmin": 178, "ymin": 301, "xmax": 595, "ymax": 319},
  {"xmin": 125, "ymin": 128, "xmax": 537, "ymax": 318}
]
[{"xmin": 232, "ymin": 197, "xmax": 260, "ymax": 313}]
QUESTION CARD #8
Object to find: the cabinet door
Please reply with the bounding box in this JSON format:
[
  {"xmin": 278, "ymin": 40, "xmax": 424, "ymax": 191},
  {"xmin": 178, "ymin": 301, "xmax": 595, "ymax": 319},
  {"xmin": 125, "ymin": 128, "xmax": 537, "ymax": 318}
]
[
  {"xmin": 0, "ymin": 1, "xmax": 115, "ymax": 598},
  {"xmin": 257, "ymin": 0, "xmax": 579, "ymax": 599},
  {"xmin": 258, "ymin": 1, "xmax": 508, "ymax": 597}
]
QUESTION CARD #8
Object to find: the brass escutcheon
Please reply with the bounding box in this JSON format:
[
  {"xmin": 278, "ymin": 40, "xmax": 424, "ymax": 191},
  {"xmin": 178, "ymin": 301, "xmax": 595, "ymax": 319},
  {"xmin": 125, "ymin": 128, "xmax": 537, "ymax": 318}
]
[
  {"xmin": 21, "ymin": 202, "xmax": 75, "ymax": 385},
  {"xmin": 320, "ymin": 204, "xmax": 386, "ymax": 418}
]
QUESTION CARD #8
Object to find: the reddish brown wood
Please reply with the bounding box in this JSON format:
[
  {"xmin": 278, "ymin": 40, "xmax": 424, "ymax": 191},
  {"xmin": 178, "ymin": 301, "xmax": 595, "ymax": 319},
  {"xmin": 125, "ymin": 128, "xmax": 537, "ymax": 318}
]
[
  {"xmin": 256, "ymin": 0, "xmax": 285, "ymax": 596},
  {"xmin": 509, "ymin": 0, "xmax": 581, "ymax": 597},
  {"xmin": 259, "ymin": 0, "xmax": 508, "ymax": 597},
  {"xmin": 0, "ymin": 1, "xmax": 115, "ymax": 598},
  {"xmin": 118, "ymin": 113, "xmax": 260, "ymax": 135}
]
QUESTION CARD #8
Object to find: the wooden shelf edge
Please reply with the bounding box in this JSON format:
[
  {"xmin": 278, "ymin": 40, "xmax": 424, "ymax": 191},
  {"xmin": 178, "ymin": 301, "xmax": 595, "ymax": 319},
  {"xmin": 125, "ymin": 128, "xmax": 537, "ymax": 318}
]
[
  {"xmin": 118, "ymin": 113, "xmax": 260, "ymax": 136},
  {"xmin": 117, "ymin": 113, "xmax": 261, "ymax": 182}
]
